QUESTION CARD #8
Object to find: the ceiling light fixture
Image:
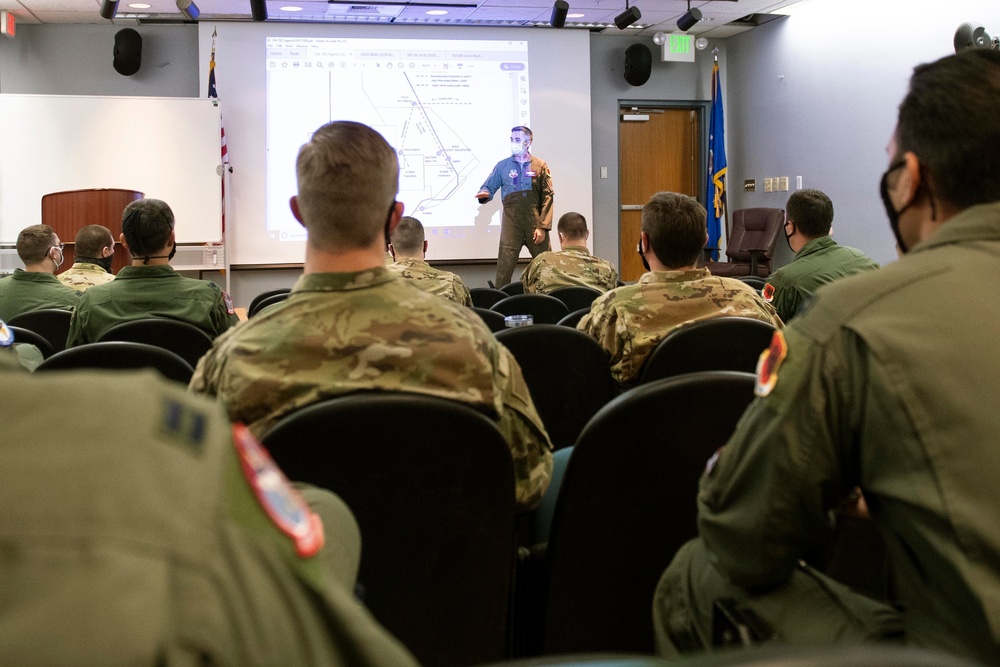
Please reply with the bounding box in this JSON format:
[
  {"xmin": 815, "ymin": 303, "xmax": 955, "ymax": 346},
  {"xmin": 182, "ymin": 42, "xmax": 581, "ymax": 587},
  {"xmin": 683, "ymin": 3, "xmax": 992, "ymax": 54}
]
[
  {"xmin": 426, "ymin": 9, "xmax": 448, "ymax": 15},
  {"xmin": 99, "ymin": 0, "xmax": 120, "ymax": 19},
  {"xmin": 128, "ymin": 3, "xmax": 151, "ymax": 8},
  {"xmin": 176, "ymin": 0, "xmax": 199, "ymax": 20},
  {"xmin": 251, "ymin": 0, "xmax": 267, "ymax": 21},
  {"xmin": 614, "ymin": 0, "xmax": 640, "ymax": 30},
  {"xmin": 652, "ymin": 31, "xmax": 666, "ymax": 45},
  {"xmin": 279, "ymin": 5, "xmax": 302, "ymax": 10},
  {"xmin": 550, "ymin": 0, "xmax": 568, "ymax": 28},
  {"xmin": 676, "ymin": 0, "xmax": 701, "ymax": 32}
]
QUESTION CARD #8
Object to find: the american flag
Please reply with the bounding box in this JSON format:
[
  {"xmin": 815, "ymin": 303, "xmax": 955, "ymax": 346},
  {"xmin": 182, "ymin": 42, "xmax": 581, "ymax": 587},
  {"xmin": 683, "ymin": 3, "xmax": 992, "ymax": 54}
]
[{"xmin": 208, "ymin": 28, "xmax": 229, "ymax": 234}]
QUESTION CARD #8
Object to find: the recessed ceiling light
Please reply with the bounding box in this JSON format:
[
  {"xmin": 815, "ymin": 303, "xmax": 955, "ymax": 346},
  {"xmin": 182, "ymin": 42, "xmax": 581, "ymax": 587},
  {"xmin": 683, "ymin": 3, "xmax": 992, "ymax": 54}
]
[
  {"xmin": 279, "ymin": 5, "xmax": 302, "ymax": 10},
  {"xmin": 128, "ymin": 2, "xmax": 150, "ymax": 7},
  {"xmin": 567, "ymin": 13, "xmax": 584, "ymax": 18},
  {"xmin": 426, "ymin": 9, "xmax": 448, "ymax": 15}
]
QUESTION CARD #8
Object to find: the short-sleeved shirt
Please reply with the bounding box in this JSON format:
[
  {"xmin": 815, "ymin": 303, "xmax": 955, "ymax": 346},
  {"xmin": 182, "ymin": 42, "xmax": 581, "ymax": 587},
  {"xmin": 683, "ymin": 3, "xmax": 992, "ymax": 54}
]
[
  {"xmin": 67, "ymin": 264, "xmax": 238, "ymax": 346},
  {"xmin": 522, "ymin": 245, "xmax": 619, "ymax": 294},
  {"xmin": 0, "ymin": 365, "xmax": 418, "ymax": 666},
  {"xmin": 0, "ymin": 269, "xmax": 80, "ymax": 321},
  {"xmin": 578, "ymin": 267, "xmax": 783, "ymax": 387},
  {"xmin": 190, "ymin": 266, "xmax": 553, "ymax": 511},
  {"xmin": 57, "ymin": 262, "xmax": 116, "ymax": 292},
  {"xmin": 763, "ymin": 236, "xmax": 879, "ymax": 322},
  {"xmin": 388, "ymin": 258, "xmax": 473, "ymax": 306},
  {"xmin": 479, "ymin": 154, "xmax": 554, "ymax": 231},
  {"xmin": 696, "ymin": 201, "xmax": 1000, "ymax": 663}
]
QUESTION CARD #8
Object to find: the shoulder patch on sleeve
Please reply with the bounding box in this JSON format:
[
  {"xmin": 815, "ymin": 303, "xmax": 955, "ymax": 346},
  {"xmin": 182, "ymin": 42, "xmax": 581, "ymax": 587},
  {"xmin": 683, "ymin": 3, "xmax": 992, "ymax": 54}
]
[
  {"xmin": 222, "ymin": 291, "xmax": 235, "ymax": 315},
  {"xmin": 755, "ymin": 330, "xmax": 787, "ymax": 397},
  {"xmin": 232, "ymin": 424, "xmax": 324, "ymax": 558},
  {"xmin": 0, "ymin": 320, "xmax": 13, "ymax": 347},
  {"xmin": 762, "ymin": 283, "xmax": 775, "ymax": 302}
]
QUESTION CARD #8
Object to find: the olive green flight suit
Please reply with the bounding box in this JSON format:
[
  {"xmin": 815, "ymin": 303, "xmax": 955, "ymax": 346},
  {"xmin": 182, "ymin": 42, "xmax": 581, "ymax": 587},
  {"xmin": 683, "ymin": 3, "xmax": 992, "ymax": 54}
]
[{"xmin": 0, "ymin": 268, "xmax": 79, "ymax": 321}]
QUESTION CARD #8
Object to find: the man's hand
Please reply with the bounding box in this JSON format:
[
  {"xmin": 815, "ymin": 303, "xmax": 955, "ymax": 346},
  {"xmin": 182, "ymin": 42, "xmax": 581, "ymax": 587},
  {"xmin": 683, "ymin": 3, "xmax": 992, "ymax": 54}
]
[
  {"xmin": 532, "ymin": 228, "xmax": 547, "ymax": 245},
  {"xmin": 476, "ymin": 190, "xmax": 490, "ymax": 204}
]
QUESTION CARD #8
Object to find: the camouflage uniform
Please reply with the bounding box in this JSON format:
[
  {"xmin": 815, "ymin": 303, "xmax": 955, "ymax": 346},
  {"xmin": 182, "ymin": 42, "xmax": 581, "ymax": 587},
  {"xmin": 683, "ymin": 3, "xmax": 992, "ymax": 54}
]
[
  {"xmin": 578, "ymin": 268, "xmax": 782, "ymax": 387},
  {"xmin": 522, "ymin": 245, "xmax": 619, "ymax": 294},
  {"xmin": 190, "ymin": 266, "xmax": 553, "ymax": 511},
  {"xmin": 0, "ymin": 269, "xmax": 79, "ymax": 321},
  {"xmin": 0, "ymin": 362, "xmax": 418, "ymax": 666},
  {"xmin": 479, "ymin": 155, "xmax": 554, "ymax": 287},
  {"xmin": 57, "ymin": 261, "xmax": 116, "ymax": 292},
  {"xmin": 654, "ymin": 203, "xmax": 1000, "ymax": 663},
  {"xmin": 67, "ymin": 265, "xmax": 238, "ymax": 346},
  {"xmin": 764, "ymin": 236, "xmax": 879, "ymax": 322},
  {"xmin": 388, "ymin": 257, "xmax": 473, "ymax": 307}
]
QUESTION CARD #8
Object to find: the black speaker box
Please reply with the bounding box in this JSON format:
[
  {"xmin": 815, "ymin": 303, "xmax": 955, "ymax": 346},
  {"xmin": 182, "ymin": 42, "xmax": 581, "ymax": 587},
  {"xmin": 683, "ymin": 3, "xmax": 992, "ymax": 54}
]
[
  {"xmin": 624, "ymin": 44, "xmax": 652, "ymax": 87},
  {"xmin": 113, "ymin": 28, "xmax": 142, "ymax": 77}
]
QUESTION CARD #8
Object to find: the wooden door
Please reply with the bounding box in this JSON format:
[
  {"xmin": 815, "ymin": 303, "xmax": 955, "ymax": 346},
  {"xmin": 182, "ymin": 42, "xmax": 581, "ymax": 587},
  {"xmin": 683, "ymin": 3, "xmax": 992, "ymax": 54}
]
[{"xmin": 619, "ymin": 108, "xmax": 700, "ymax": 281}]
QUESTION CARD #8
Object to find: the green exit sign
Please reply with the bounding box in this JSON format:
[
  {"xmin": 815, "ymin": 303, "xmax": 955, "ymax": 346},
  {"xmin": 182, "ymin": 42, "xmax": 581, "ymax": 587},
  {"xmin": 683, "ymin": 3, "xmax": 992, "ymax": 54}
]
[{"xmin": 661, "ymin": 34, "xmax": 695, "ymax": 63}]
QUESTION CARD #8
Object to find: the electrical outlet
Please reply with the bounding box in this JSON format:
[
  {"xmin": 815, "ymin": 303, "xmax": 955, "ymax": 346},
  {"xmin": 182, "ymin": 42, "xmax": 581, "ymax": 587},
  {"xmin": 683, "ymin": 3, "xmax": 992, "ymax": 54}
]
[
  {"xmin": 744, "ymin": 179, "xmax": 756, "ymax": 192},
  {"xmin": 764, "ymin": 178, "xmax": 774, "ymax": 193},
  {"xmin": 778, "ymin": 176, "xmax": 789, "ymax": 191}
]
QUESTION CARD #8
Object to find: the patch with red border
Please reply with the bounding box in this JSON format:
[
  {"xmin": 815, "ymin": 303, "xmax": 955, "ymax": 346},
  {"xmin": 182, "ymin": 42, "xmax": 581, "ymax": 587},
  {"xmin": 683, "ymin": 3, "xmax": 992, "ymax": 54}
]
[
  {"xmin": 223, "ymin": 291, "xmax": 235, "ymax": 315},
  {"xmin": 762, "ymin": 283, "xmax": 775, "ymax": 302},
  {"xmin": 0, "ymin": 320, "xmax": 12, "ymax": 347},
  {"xmin": 755, "ymin": 330, "xmax": 787, "ymax": 397},
  {"xmin": 232, "ymin": 423, "xmax": 324, "ymax": 558}
]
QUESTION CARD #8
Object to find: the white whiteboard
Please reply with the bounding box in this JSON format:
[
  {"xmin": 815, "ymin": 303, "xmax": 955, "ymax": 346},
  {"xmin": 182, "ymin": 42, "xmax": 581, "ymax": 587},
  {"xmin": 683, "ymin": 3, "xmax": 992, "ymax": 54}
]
[{"xmin": 0, "ymin": 94, "xmax": 222, "ymax": 244}]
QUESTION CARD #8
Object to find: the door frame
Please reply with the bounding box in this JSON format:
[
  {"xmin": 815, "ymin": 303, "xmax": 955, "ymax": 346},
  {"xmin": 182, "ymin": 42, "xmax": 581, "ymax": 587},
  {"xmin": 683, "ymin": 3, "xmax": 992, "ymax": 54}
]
[{"xmin": 617, "ymin": 99, "xmax": 711, "ymax": 272}]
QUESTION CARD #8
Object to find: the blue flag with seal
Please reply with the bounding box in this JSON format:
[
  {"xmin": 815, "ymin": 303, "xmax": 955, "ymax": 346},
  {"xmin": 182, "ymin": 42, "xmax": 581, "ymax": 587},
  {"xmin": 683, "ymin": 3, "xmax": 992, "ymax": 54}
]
[{"xmin": 707, "ymin": 59, "xmax": 727, "ymax": 261}]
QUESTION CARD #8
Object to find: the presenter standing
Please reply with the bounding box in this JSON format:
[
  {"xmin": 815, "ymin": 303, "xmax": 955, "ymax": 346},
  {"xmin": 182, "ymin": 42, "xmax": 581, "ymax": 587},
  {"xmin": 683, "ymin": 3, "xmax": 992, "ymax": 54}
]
[{"xmin": 476, "ymin": 126, "xmax": 554, "ymax": 287}]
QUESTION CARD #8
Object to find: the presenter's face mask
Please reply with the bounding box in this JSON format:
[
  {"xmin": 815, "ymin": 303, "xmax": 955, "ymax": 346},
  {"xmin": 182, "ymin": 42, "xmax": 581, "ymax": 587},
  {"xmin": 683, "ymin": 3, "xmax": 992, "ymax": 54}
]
[{"xmin": 510, "ymin": 134, "xmax": 530, "ymax": 157}]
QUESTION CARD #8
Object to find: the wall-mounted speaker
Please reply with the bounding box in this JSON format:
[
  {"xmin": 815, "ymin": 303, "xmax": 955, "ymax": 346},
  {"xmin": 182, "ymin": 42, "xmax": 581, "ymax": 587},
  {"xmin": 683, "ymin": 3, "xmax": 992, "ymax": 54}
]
[
  {"xmin": 113, "ymin": 28, "xmax": 142, "ymax": 76},
  {"xmin": 624, "ymin": 43, "xmax": 652, "ymax": 87}
]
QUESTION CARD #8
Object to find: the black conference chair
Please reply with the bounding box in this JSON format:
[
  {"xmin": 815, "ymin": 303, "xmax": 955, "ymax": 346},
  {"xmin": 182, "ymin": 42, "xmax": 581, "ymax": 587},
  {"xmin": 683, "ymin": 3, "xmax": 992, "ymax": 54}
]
[
  {"xmin": 637, "ymin": 317, "xmax": 777, "ymax": 385},
  {"xmin": 547, "ymin": 286, "xmax": 602, "ymax": 313},
  {"xmin": 501, "ymin": 281, "xmax": 526, "ymax": 296},
  {"xmin": 35, "ymin": 341, "xmax": 195, "ymax": 384},
  {"xmin": 7, "ymin": 308, "xmax": 73, "ymax": 353},
  {"xmin": 474, "ymin": 307, "xmax": 509, "ymax": 334},
  {"xmin": 736, "ymin": 275, "xmax": 767, "ymax": 293},
  {"xmin": 471, "ymin": 287, "xmax": 510, "ymax": 309},
  {"xmin": 534, "ymin": 372, "xmax": 757, "ymax": 656},
  {"xmin": 492, "ymin": 294, "xmax": 570, "ymax": 325},
  {"xmin": 8, "ymin": 325, "xmax": 56, "ymax": 359},
  {"xmin": 557, "ymin": 308, "xmax": 590, "ymax": 329},
  {"xmin": 262, "ymin": 393, "xmax": 518, "ymax": 667},
  {"xmin": 247, "ymin": 288, "xmax": 291, "ymax": 317},
  {"xmin": 96, "ymin": 317, "xmax": 215, "ymax": 368},
  {"xmin": 495, "ymin": 324, "xmax": 613, "ymax": 451},
  {"xmin": 248, "ymin": 291, "xmax": 290, "ymax": 317}
]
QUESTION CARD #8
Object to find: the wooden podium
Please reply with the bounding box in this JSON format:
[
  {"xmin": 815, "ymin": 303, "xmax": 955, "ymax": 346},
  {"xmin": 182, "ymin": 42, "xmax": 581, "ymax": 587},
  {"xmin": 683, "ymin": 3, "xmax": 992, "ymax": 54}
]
[{"xmin": 41, "ymin": 188, "xmax": 143, "ymax": 274}]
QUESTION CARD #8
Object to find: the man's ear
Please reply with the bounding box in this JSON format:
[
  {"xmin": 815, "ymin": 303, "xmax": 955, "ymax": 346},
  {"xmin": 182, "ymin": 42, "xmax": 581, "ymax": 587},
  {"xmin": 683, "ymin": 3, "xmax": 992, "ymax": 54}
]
[
  {"xmin": 119, "ymin": 233, "xmax": 130, "ymax": 252},
  {"xmin": 640, "ymin": 231, "xmax": 649, "ymax": 253},
  {"xmin": 102, "ymin": 243, "xmax": 115, "ymax": 258},
  {"xmin": 422, "ymin": 240, "xmax": 429, "ymax": 255},
  {"xmin": 893, "ymin": 151, "xmax": 923, "ymax": 208},
  {"xmin": 290, "ymin": 196, "xmax": 304, "ymax": 226},
  {"xmin": 386, "ymin": 201, "xmax": 405, "ymax": 237}
]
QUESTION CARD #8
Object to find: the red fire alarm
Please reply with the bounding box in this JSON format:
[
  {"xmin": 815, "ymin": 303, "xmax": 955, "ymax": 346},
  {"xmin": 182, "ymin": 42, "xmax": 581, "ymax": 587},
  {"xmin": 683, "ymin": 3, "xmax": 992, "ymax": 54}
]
[{"xmin": 0, "ymin": 11, "xmax": 15, "ymax": 38}]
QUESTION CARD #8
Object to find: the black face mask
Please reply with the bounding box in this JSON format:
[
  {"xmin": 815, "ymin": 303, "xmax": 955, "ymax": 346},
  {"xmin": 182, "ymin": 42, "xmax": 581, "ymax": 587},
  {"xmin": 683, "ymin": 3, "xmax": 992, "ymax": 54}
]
[
  {"xmin": 78, "ymin": 255, "xmax": 114, "ymax": 272},
  {"xmin": 879, "ymin": 159, "xmax": 912, "ymax": 253},
  {"xmin": 636, "ymin": 242, "xmax": 650, "ymax": 271},
  {"xmin": 784, "ymin": 222, "xmax": 796, "ymax": 251}
]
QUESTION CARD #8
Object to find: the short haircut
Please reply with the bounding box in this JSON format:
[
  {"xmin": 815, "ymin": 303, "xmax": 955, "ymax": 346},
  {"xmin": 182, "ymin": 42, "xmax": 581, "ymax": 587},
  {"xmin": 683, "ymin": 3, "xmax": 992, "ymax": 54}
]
[
  {"xmin": 295, "ymin": 121, "xmax": 399, "ymax": 252},
  {"xmin": 16, "ymin": 225, "xmax": 57, "ymax": 264},
  {"xmin": 896, "ymin": 49, "xmax": 1000, "ymax": 209},
  {"xmin": 557, "ymin": 212, "xmax": 589, "ymax": 241},
  {"xmin": 121, "ymin": 199, "xmax": 175, "ymax": 258},
  {"xmin": 75, "ymin": 225, "xmax": 114, "ymax": 258},
  {"xmin": 390, "ymin": 216, "xmax": 425, "ymax": 255},
  {"xmin": 511, "ymin": 126, "xmax": 533, "ymax": 140},
  {"xmin": 785, "ymin": 189, "xmax": 834, "ymax": 237},
  {"xmin": 641, "ymin": 192, "xmax": 707, "ymax": 269}
]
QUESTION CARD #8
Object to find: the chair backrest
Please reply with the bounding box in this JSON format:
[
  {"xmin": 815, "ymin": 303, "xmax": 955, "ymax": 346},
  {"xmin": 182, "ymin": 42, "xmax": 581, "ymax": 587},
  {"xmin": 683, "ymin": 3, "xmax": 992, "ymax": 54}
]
[
  {"xmin": 557, "ymin": 307, "xmax": 591, "ymax": 329},
  {"xmin": 246, "ymin": 287, "xmax": 292, "ymax": 316},
  {"xmin": 737, "ymin": 275, "xmax": 766, "ymax": 294},
  {"xmin": 548, "ymin": 286, "xmax": 603, "ymax": 313},
  {"xmin": 637, "ymin": 316, "xmax": 777, "ymax": 385},
  {"xmin": 491, "ymin": 294, "xmax": 570, "ymax": 325},
  {"xmin": 724, "ymin": 208, "xmax": 784, "ymax": 265},
  {"xmin": 470, "ymin": 287, "xmax": 510, "ymax": 309},
  {"xmin": 495, "ymin": 324, "xmax": 613, "ymax": 451},
  {"xmin": 540, "ymin": 371, "xmax": 757, "ymax": 655},
  {"xmin": 500, "ymin": 281, "xmax": 525, "ymax": 296},
  {"xmin": 247, "ymin": 290, "xmax": 291, "ymax": 317},
  {"xmin": 96, "ymin": 317, "xmax": 215, "ymax": 368},
  {"xmin": 8, "ymin": 325, "xmax": 56, "ymax": 358},
  {"xmin": 7, "ymin": 308, "xmax": 73, "ymax": 353},
  {"xmin": 35, "ymin": 341, "xmax": 195, "ymax": 384},
  {"xmin": 261, "ymin": 393, "xmax": 517, "ymax": 667},
  {"xmin": 473, "ymin": 307, "xmax": 509, "ymax": 333}
]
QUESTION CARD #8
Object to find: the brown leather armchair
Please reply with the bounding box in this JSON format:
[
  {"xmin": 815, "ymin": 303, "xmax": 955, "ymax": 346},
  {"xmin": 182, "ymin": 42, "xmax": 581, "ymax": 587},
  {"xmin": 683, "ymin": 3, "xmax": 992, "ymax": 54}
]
[{"xmin": 703, "ymin": 207, "xmax": 785, "ymax": 278}]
